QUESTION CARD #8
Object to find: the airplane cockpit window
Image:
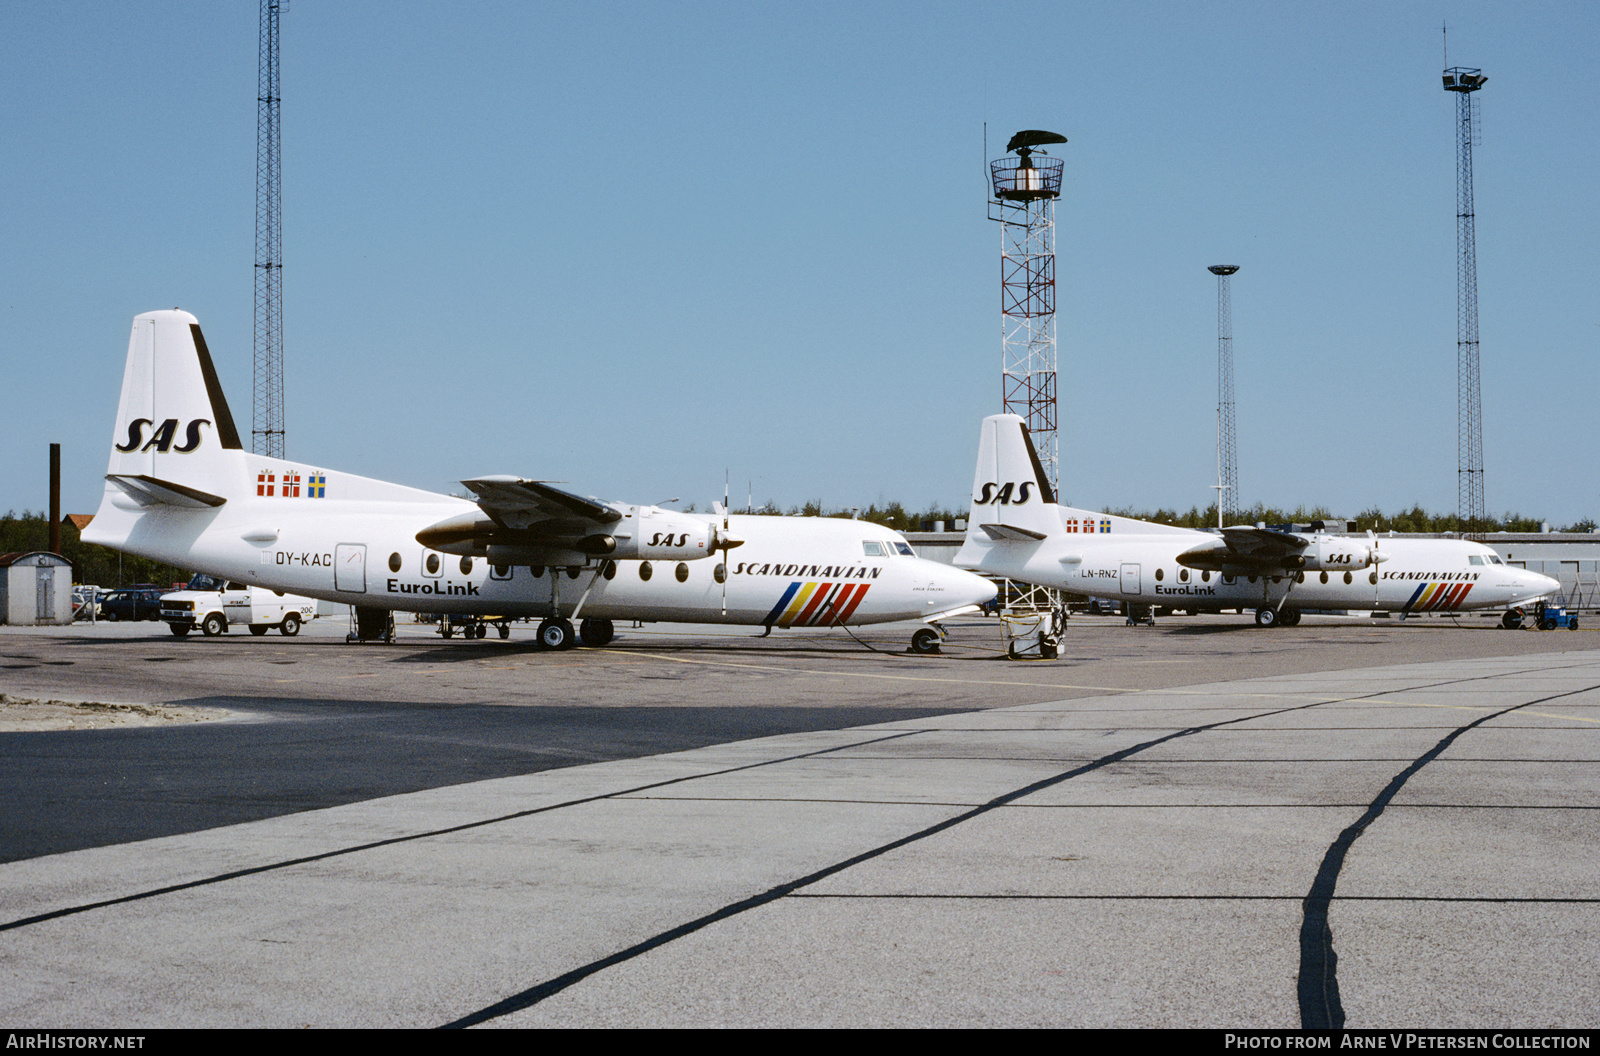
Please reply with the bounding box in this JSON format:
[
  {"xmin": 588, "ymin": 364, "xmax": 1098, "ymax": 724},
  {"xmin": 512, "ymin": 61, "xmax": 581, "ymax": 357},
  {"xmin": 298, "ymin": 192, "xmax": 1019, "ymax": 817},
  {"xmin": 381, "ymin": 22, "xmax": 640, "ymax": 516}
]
[
  {"xmin": 894, "ymin": 542, "xmax": 915, "ymax": 557},
  {"xmin": 1469, "ymin": 555, "xmax": 1484, "ymax": 566},
  {"xmin": 862, "ymin": 541, "xmax": 887, "ymax": 557},
  {"xmin": 1487, "ymin": 554, "xmax": 1504, "ymax": 565}
]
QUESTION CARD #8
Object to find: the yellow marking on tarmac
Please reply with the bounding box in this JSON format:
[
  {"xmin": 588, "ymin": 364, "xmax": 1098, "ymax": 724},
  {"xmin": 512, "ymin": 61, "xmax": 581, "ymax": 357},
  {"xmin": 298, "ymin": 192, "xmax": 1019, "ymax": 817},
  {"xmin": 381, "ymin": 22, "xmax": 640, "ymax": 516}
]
[
  {"xmin": 619, "ymin": 650, "xmax": 1152, "ymax": 694},
  {"xmin": 609, "ymin": 650, "xmax": 1600, "ymax": 727}
]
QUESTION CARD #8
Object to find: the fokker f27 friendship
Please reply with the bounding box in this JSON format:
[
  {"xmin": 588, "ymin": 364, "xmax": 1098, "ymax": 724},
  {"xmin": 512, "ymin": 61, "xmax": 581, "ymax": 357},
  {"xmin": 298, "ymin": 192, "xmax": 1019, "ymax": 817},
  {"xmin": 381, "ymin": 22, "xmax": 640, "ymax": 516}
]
[
  {"xmin": 955, "ymin": 414, "xmax": 1559, "ymax": 627},
  {"xmin": 85, "ymin": 310, "xmax": 994, "ymax": 649}
]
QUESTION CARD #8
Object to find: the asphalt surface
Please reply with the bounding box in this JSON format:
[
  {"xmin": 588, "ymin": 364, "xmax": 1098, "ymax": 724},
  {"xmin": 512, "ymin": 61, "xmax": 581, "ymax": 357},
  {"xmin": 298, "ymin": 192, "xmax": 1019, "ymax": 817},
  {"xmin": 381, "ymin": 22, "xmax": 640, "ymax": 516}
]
[{"xmin": 1, "ymin": 613, "xmax": 1595, "ymax": 1028}]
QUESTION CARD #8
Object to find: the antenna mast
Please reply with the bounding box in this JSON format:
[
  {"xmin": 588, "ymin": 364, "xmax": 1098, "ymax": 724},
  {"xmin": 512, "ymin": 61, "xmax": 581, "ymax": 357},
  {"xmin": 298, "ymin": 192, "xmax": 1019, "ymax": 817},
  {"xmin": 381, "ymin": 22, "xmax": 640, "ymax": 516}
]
[
  {"xmin": 1209, "ymin": 265, "xmax": 1240, "ymax": 526},
  {"xmin": 1444, "ymin": 64, "xmax": 1487, "ymax": 539},
  {"xmin": 253, "ymin": 0, "xmax": 285, "ymax": 458}
]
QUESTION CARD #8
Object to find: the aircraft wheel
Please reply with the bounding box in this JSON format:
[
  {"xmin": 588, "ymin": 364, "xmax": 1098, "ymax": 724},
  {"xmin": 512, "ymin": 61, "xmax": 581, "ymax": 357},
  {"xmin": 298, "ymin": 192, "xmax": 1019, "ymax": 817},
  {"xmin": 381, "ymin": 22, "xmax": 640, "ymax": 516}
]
[
  {"xmin": 281, "ymin": 612, "xmax": 301, "ymax": 637},
  {"xmin": 538, "ymin": 618, "xmax": 575, "ymax": 650},
  {"xmin": 202, "ymin": 613, "xmax": 226, "ymax": 637},
  {"xmin": 475, "ymin": 624, "xmax": 487, "ymax": 639},
  {"xmin": 441, "ymin": 625, "xmax": 454, "ymax": 638},
  {"xmin": 1254, "ymin": 607, "xmax": 1278, "ymax": 629},
  {"xmin": 580, "ymin": 618, "xmax": 615, "ymax": 647},
  {"xmin": 911, "ymin": 627, "xmax": 941, "ymax": 654},
  {"xmin": 1501, "ymin": 609, "xmax": 1524, "ymax": 630},
  {"xmin": 168, "ymin": 623, "xmax": 190, "ymax": 638},
  {"xmin": 497, "ymin": 623, "xmax": 511, "ymax": 639},
  {"xmin": 1279, "ymin": 609, "xmax": 1302, "ymax": 627},
  {"xmin": 249, "ymin": 624, "xmax": 269, "ymax": 636}
]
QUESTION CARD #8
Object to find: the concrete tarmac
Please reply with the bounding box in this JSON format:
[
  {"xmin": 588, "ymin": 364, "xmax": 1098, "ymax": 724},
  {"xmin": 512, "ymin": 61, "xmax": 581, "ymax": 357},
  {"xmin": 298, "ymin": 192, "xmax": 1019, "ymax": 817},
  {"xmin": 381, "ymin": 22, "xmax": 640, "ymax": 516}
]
[{"xmin": 1, "ymin": 614, "xmax": 1596, "ymax": 1027}]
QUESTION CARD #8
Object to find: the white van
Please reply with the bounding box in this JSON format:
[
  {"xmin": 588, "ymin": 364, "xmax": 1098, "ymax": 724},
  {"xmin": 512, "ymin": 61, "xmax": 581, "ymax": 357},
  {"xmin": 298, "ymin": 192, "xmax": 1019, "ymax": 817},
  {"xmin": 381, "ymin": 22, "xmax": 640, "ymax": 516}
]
[{"xmin": 160, "ymin": 574, "xmax": 318, "ymax": 638}]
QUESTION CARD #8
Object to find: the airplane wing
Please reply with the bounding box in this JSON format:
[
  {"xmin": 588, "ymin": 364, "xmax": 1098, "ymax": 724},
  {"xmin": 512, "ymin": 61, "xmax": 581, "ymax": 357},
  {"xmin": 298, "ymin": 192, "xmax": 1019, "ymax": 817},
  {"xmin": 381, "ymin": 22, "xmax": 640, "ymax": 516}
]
[
  {"xmin": 417, "ymin": 477, "xmax": 717, "ymax": 563},
  {"xmin": 1176, "ymin": 526, "xmax": 1309, "ymax": 572},
  {"xmin": 461, "ymin": 476, "xmax": 622, "ymax": 532}
]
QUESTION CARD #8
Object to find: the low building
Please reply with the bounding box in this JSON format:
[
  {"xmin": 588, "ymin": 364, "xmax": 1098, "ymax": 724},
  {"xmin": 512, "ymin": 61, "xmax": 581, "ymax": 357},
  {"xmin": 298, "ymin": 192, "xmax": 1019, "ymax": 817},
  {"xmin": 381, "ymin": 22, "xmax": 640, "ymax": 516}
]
[{"xmin": 0, "ymin": 552, "xmax": 74, "ymax": 626}]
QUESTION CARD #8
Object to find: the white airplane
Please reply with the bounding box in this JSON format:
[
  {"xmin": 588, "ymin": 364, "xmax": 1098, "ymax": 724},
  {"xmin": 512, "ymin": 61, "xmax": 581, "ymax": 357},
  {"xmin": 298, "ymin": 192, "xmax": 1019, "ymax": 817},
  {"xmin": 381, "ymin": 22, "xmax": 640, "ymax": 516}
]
[
  {"xmin": 954, "ymin": 414, "xmax": 1559, "ymax": 628},
  {"xmin": 83, "ymin": 310, "xmax": 994, "ymax": 650}
]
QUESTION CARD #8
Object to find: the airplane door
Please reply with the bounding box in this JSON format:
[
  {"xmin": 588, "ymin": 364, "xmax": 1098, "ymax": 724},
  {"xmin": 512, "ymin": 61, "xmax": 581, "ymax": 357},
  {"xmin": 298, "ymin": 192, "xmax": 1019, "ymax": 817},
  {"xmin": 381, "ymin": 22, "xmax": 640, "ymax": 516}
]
[
  {"xmin": 336, "ymin": 544, "xmax": 367, "ymax": 594},
  {"xmin": 1120, "ymin": 563, "xmax": 1141, "ymax": 595}
]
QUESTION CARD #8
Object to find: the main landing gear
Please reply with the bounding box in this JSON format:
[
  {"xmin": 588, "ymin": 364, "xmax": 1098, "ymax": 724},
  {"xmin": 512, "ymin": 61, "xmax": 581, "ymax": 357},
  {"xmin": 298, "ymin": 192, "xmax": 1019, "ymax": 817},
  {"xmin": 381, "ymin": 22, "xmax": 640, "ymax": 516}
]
[
  {"xmin": 537, "ymin": 618, "xmax": 576, "ymax": 650},
  {"xmin": 1255, "ymin": 607, "xmax": 1301, "ymax": 628}
]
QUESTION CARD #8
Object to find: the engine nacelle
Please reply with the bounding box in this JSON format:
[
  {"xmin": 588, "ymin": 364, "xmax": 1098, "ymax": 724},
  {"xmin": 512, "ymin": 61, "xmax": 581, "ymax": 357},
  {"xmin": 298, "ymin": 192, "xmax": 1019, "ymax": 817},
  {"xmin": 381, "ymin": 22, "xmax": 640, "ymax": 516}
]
[
  {"xmin": 1287, "ymin": 538, "xmax": 1379, "ymax": 572},
  {"xmin": 607, "ymin": 509, "xmax": 718, "ymax": 561}
]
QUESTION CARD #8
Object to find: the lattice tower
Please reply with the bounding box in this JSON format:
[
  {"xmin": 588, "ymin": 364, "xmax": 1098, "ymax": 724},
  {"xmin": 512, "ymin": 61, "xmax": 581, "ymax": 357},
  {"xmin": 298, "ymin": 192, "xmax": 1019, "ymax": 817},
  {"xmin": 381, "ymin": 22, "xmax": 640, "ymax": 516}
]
[
  {"xmin": 1210, "ymin": 265, "xmax": 1240, "ymax": 525},
  {"xmin": 1445, "ymin": 66, "xmax": 1487, "ymax": 539},
  {"xmin": 254, "ymin": 0, "xmax": 285, "ymax": 458},
  {"xmin": 989, "ymin": 136, "xmax": 1064, "ymax": 495}
]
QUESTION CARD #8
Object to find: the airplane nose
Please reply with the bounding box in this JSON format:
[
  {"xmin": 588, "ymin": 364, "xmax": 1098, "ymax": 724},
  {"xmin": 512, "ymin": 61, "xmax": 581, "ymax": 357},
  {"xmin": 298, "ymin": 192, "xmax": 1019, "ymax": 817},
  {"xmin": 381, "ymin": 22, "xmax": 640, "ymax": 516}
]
[
  {"xmin": 939, "ymin": 562, "xmax": 997, "ymax": 608},
  {"xmin": 1509, "ymin": 569, "xmax": 1561, "ymax": 602}
]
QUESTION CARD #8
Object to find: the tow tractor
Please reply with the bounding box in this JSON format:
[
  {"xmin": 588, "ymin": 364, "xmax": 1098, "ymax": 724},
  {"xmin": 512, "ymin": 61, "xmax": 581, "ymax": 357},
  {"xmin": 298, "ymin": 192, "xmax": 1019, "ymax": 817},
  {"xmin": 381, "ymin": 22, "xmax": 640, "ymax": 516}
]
[{"xmin": 1502, "ymin": 596, "xmax": 1579, "ymax": 631}]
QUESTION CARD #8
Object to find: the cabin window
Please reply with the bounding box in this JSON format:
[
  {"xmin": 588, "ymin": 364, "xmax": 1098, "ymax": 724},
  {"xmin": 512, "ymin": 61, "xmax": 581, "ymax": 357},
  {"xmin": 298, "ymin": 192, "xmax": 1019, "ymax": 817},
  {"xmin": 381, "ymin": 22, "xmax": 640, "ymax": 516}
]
[
  {"xmin": 1320, "ymin": 572, "xmax": 1328, "ymax": 584},
  {"xmin": 425, "ymin": 553, "xmax": 441, "ymax": 576},
  {"xmin": 1247, "ymin": 575, "xmax": 1257, "ymax": 585},
  {"xmin": 1154, "ymin": 568, "xmax": 1164, "ymax": 582},
  {"xmin": 714, "ymin": 563, "xmax": 726, "ymax": 584},
  {"xmin": 603, "ymin": 561, "xmax": 617, "ymax": 581},
  {"xmin": 491, "ymin": 563, "xmax": 512, "ymax": 580},
  {"xmin": 389, "ymin": 552, "xmax": 402, "ymax": 573},
  {"xmin": 530, "ymin": 565, "xmax": 545, "ymax": 579},
  {"xmin": 1343, "ymin": 571, "xmax": 1353, "ymax": 584},
  {"xmin": 639, "ymin": 561, "xmax": 652, "ymax": 582},
  {"xmin": 675, "ymin": 562, "xmax": 689, "ymax": 583},
  {"xmin": 1179, "ymin": 569, "xmax": 1189, "ymax": 582},
  {"xmin": 567, "ymin": 566, "xmax": 581, "ymax": 579},
  {"xmin": 1222, "ymin": 574, "xmax": 1233, "ymax": 584},
  {"xmin": 459, "ymin": 556, "xmax": 473, "ymax": 575},
  {"xmin": 1203, "ymin": 571, "xmax": 1212, "ymax": 582},
  {"xmin": 862, "ymin": 541, "xmax": 886, "ymax": 557}
]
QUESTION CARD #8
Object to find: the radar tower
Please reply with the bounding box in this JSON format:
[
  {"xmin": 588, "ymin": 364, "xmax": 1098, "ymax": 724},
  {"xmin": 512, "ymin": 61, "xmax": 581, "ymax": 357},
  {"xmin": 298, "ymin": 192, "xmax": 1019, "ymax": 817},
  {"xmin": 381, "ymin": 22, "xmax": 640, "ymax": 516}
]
[{"xmin": 988, "ymin": 130, "xmax": 1066, "ymax": 495}]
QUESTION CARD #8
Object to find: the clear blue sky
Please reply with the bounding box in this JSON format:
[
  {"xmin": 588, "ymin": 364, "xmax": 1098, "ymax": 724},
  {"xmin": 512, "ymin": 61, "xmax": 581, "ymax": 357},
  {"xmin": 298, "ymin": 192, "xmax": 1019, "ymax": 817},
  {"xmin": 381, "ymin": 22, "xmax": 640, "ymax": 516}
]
[{"xmin": 3, "ymin": 1, "xmax": 1596, "ymax": 526}]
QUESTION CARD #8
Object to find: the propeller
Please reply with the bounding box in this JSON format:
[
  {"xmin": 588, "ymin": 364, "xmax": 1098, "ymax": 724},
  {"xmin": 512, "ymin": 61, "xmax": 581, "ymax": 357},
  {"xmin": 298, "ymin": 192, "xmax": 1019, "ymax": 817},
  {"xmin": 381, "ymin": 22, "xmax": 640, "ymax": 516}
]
[{"xmin": 711, "ymin": 473, "xmax": 746, "ymax": 616}]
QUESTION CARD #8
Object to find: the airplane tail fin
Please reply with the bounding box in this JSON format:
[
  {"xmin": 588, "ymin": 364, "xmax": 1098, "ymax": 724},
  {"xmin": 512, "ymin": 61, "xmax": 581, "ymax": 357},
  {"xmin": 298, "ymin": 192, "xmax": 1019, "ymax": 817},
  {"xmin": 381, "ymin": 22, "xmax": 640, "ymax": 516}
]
[
  {"xmin": 965, "ymin": 414, "xmax": 1060, "ymax": 541},
  {"xmin": 101, "ymin": 310, "xmax": 246, "ymax": 507}
]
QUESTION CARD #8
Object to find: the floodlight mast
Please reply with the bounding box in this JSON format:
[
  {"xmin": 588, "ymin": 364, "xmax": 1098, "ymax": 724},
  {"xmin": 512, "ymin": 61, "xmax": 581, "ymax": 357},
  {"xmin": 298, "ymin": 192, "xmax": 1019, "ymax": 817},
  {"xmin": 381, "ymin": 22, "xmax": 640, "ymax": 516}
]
[
  {"xmin": 988, "ymin": 130, "xmax": 1066, "ymax": 497},
  {"xmin": 1208, "ymin": 264, "xmax": 1240, "ymax": 527},
  {"xmin": 1444, "ymin": 66, "xmax": 1487, "ymax": 540}
]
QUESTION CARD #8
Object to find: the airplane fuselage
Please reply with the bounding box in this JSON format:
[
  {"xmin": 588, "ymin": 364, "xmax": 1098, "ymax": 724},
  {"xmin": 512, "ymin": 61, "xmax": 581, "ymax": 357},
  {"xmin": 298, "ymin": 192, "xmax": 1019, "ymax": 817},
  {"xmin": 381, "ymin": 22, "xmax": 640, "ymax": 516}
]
[
  {"xmin": 89, "ymin": 461, "xmax": 980, "ymax": 628},
  {"xmin": 963, "ymin": 525, "xmax": 1555, "ymax": 616}
]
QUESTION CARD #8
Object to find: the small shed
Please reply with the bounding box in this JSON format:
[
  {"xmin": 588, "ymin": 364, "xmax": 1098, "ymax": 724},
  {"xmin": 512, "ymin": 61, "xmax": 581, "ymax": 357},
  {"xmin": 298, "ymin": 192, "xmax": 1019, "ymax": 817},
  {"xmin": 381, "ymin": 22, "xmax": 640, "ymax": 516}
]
[{"xmin": 0, "ymin": 552, "xmax": 74, "ymax": 626}]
